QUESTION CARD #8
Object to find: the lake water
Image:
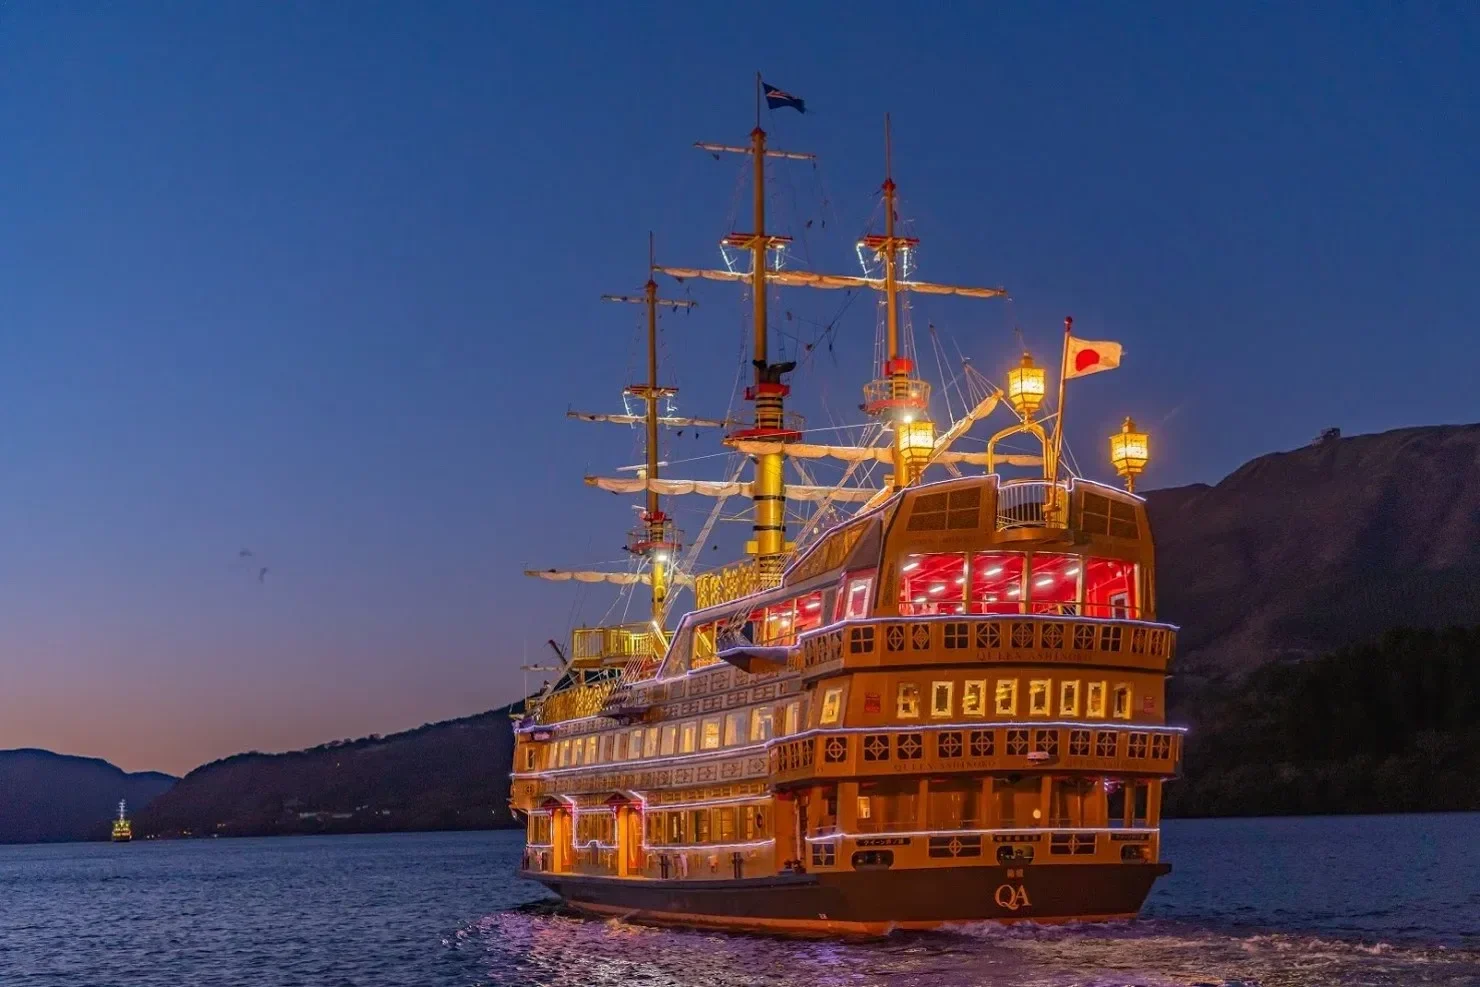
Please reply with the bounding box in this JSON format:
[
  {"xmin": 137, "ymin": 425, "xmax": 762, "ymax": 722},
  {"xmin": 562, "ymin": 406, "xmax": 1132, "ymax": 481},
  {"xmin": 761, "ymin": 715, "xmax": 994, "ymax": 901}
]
[{"xmin": 2, "ymin": 815, "xmax": 1477, "ymax": 986}]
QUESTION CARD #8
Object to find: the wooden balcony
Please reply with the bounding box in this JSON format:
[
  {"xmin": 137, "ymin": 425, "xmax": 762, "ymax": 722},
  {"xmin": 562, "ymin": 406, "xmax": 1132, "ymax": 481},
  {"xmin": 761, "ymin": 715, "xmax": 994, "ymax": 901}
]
[
  {"xmin": 770, "ymin": 724, "xmax": 1182, "ymax": 786},
  {"xmin": 795, "ymin": 614, "xmax": 1176, "ymax": 678}
]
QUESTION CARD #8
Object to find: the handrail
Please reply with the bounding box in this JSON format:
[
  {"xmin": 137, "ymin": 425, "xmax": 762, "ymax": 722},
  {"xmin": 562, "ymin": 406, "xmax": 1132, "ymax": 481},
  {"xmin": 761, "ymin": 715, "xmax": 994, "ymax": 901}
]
[{"xmin": 995, "ymin": 479, "xmax": 1070, "ymax": 530}]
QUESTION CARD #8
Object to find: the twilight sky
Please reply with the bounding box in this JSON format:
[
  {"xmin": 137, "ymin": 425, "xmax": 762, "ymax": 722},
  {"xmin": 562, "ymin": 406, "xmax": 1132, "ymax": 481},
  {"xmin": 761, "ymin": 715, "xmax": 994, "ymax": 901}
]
[{"xmin": 1, "ymin": 3, "xmax": 1476, "ymax": 776}]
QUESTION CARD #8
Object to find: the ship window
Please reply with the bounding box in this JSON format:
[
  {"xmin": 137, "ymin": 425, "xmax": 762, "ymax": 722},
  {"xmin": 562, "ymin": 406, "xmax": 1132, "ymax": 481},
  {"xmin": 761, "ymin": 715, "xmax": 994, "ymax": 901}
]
[
  {"xmin": 700, "ymin": 718, "xmax": 721, "ymax": 750},
  {"xmin": 759, "ymin": 600, "xmax": 799, "ymax": 646},
  {"xmin": 597, "ymin": 735, "xmax": 610, "ymax": 763},
  {"xmin": 1113, "ymin": 684, "xmax": 1133, "ymax": 720},
  {"xmin": 1028, "ymin": 553, "xmax": 1081, "ymax": 616},
  {"xmin": 930, "ymin": 681, "xmax": 954, "ymax": 718},
  {"xmin": 856, "ymin": 779, "xmax": 921, "ymax": 833},
  {"xmin": 750, "ymin": 707, "xmax": 774, "ymax": 742},
  {"xmin": 896, "ymin": 682, "xmax": 920, "ymax": 719},
  {"xmin": 660, "ymin": 725, "xmax": 677, "ymax": 756},
  {"xmin": 927, "ymin": 777, "xmax": 980, "ymax": 830},
  {"xmin": 717, "ymin": 807, "xmax": 737, "ymax": 841},
  {"xmin": 1029, "ymin": 680, "xmax": 1051, "ymax": 716},
  {"xmin": 628, "ymin": 729, "xmax": 644, "ymax": 759},
  {"xmin": 641, "ymin": 728, "xmax": 657, "ymax": 757},
  {"xmin": 1084, "ymin": 559, "xmax": 1137, "ymax": 618},
  {"xmin": 679, "ymin": 722, "xmax": 696, "ymax": 754},
  {"xmin": 1128, "ymin": 733, "xmax": 1149, "ymax": 759},
  {"xmin": 524, "ymin": 747, "xmax": 537, "ymax": 771},
  {"xmin": 784, "ymin": 701, "xmax": 801, "ymax": 736},
  {"xmin": 743, "ymin": 805, "xmax": 770, "ymax": 840},
  {"xmin": 820, "ymin": 687, "xmax": 844, "ymax": 726},
  {"xmin": 995, "ymin": 679, "xmax": 1018, "ymax": 715},
  {"xmin": 667, "ymin": 811, "xmax": 686, "ymax": 844},
  {"xmin": 792, "ymin": 591, "xmax": 825, "ymax": 637},
  {"xmin": 691, "ymin": 809, "xmax": 710, "ymax": 842},
  {"xmin": 1060, "ymin": 680, "xmax": 1081, "ymax": 717},
  {"xmin": 898, "ymin": 553, "xmax": 967, "ymax": 616},
  {"xmin": 1087, "ymin": 682, "xmax": 1107, "ymax": 718},
  {"xmin": 557, "ymin": 740, "xmax": 569, "ymax": 767},
  {"xmin": 841, "ymin": 570, "xmax": 876, "ymax": 620},
  {"xmin": 724, "ymin": 712, "xmax": 744, "ymax": 746},
  {"xmin": 963, "ymin": 680, "xmax": 987, "ymax": 716},
  {"xmin": 585, "ymin": 736, "xmax": 598, "ymax": 764},
  {"xmin": 970, "ymin": 552, "xmax": 1026, "ymax": 614}
]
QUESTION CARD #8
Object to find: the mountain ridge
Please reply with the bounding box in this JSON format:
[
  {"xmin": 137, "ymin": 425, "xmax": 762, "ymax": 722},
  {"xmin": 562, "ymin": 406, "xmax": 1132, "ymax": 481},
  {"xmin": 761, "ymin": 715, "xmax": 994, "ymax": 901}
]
[
  {"xmin": 1148, "ymin": 422, "xmax": 1480, "ymax": 674},
  {"xmin": 0, "ymin": 749, "xmax": 176, "ymax": 844}
]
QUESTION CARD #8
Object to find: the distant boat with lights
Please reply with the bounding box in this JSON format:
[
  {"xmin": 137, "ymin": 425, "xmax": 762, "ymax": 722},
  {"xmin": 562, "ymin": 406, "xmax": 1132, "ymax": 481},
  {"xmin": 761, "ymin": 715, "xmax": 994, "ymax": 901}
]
[
  {"xmin": 112, "ymin": 800, "xmax": 132, "ymax": 843},
  {"xmin": 510, "ymin": 77, "xmax": 1179, "ymax": 935}
]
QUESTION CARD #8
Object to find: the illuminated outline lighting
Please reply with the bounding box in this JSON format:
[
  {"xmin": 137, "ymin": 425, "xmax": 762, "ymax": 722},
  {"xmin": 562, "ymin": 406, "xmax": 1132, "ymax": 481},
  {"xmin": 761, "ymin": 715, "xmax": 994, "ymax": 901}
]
[
  {"xmin": 804, "ymin": 826, "xmax": 1159, "ymax": 843},
  {"xmin": 510, "ymin": 718, "xmax": 1186, "ymax": 781},
  {"xmin": 643, "ymin": 838, "xmax": 776, "ymax": 853}
]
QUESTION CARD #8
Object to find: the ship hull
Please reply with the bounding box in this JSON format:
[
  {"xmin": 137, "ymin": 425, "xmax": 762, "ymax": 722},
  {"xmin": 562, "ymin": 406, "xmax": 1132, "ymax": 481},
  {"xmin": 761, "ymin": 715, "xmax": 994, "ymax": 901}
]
[{"xmin": 523, "ymin": 863, "xmax": 1170, "ymax": 936}]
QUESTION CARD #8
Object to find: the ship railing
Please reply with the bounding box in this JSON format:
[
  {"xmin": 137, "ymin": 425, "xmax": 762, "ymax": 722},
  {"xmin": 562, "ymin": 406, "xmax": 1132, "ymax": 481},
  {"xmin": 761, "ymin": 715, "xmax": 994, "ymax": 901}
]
[
  {"xmin": 536, "ymin": 680, "xmax": 616, "ymax": 724},
  {"xmin": 570, "ymin": 623, "xmax": 656, "ymax": 666},
  {"xmin": 694, "ymin": 560, "xmax": 781, "ymax": 611},
  {"xmin": 995, "ymin": 479, "xmax": 1071, "ymax": 531}
]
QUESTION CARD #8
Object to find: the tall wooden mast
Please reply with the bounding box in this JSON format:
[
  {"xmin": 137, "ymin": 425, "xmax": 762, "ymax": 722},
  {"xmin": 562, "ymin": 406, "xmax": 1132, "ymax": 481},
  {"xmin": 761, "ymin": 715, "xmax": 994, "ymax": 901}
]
[
  {"xmin": 860, "ymin": 114, "xmax": 933, "ymax": 488},
  {"xmin": 601, "ymin": 236, "xmax": 695, "ymax": 623},
  {"xmin": 691, "ymin": 79, "xmax": 810, "ymax": 584}
]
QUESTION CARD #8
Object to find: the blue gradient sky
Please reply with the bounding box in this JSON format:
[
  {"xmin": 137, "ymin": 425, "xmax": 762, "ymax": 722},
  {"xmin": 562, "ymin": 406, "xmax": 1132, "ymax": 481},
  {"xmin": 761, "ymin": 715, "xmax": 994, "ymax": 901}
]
[{"xmin": 2, "ymin": 3, "xmax": 1475, "ymax": 775}]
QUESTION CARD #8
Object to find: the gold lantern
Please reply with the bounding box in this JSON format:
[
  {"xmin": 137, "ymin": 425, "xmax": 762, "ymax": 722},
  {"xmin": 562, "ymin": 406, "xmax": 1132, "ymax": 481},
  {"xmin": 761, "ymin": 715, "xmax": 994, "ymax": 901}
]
[
  {"xmin": 1109, "ymin": 416, "xmax": 1150, "ymax": 491},
  {"xmin": 896, "ymin": 417, "xmax": 937, "ymax": 483},
  {"xmin": 1006, "ymin": 353, "xmax": 1046, "ymax": 417}
]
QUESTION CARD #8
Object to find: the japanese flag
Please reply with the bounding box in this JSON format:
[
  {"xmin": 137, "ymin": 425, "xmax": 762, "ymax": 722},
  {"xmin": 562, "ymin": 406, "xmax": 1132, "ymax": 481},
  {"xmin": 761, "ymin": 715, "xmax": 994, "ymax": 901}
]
[{"xmin": 1065, "ymin": 336, "xmax": 1123, "ymax": 379}]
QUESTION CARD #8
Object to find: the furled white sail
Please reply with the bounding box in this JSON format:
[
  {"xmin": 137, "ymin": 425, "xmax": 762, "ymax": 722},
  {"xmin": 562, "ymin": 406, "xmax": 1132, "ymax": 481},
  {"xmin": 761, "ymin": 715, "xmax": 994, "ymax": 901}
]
[
  {"xmin": 584, "ymin": 476, "xmax": 878, "ymax": 503},
  {"xmin": 654, "ymin": 266, "xmax": 1006, "ymax": 300},
  {"xmin": 568, "ymin": 411, "xmax": 726, "ymax": 428},
  {"xmin": 726, "ymin": 440, "xmax": 1040, "ymax": 468},
  {"xmin": 523, "ymin": 569, "xmax": 693, "ymax": 586}
]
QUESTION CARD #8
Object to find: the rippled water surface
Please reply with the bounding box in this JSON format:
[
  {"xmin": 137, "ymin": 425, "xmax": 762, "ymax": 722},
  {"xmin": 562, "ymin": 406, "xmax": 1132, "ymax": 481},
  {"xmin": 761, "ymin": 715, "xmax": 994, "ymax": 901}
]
[{"xmin": 2, "ymin": 815, "xmax": 1477, "ymax": 986}]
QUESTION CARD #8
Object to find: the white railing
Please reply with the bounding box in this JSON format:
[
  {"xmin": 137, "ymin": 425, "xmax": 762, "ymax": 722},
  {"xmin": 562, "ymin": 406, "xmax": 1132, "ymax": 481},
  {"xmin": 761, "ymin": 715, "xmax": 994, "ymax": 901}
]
[{"xmin": 995, "ymin": 480, "xmax": 1070, "ymax": 530}]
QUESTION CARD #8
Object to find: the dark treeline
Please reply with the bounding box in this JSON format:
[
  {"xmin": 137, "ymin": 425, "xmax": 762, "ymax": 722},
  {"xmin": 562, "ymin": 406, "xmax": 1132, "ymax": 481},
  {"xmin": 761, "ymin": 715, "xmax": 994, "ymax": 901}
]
[
  {"xmin": 136, "ymin": 706, "xmax": 521, "ymax": 838},
  {"xmin": 1166, "ymin": 626, "xmax": 1480, "ymax": 817}
]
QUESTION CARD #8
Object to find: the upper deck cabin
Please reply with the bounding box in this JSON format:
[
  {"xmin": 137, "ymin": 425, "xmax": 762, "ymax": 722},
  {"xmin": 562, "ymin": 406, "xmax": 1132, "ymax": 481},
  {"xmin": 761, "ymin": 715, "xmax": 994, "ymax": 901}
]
[
  {"xmin": 659, "ymin": 472, "xmax": 1164, "ymax": 677},
  {"xmin": 524, "ymin": 472, "xmax": 1172, "ymax": 731}
]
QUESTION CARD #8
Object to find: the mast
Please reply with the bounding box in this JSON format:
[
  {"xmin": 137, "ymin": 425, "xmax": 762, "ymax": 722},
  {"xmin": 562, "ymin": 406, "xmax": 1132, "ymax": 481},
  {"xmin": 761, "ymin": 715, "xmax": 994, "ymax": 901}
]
[
  {"xmin": 603, "ymin": 237, "xmax": 695, "ymax": 624},
  {"xmin": 691, "ymin": 88, "xmax": 807, "ymax": 586},
  {"xmin": 745, "ymin": 121, "xmax": 791, "ymax": 581},
  {"xmin": 862, "ymin": 114, "xmax": 933, "ymax": 489}
]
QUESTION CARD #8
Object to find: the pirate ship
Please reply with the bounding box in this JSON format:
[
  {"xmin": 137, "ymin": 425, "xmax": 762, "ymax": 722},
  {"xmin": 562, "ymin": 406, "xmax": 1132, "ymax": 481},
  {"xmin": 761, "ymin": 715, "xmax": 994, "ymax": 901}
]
[
  {"xmin": 510, "ymin": 81, "xmax": 1178, "ymax": 935},
  {"xmin": 112, "ymin": 800, "xmax": 132, "ymax": 843}
]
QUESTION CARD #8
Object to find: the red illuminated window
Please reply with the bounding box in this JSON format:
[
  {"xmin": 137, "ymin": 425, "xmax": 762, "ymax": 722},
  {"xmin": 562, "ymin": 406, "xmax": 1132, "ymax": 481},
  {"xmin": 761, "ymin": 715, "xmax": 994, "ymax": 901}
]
[
  {"xmin": 969, "ymin": 552, "xmax": 1025, "ymax": 614},
  {"xmin": 1084, "ymin": 559, "xmax": 1137, "ymax": 618},
  {"xmin": 897, "ymin": 553, "xmax": 967, "ymax": 615},
  {"xmin": 793, "ymin": 591, "xmax": 825, "ymax": 636},
  {"xmin": 1028, "ymin": 554, "xmax": 1080, "ymax": 615},
  {"xmin": 839, "ymin": 570, "xmax": 876, "ymax": 620}
]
